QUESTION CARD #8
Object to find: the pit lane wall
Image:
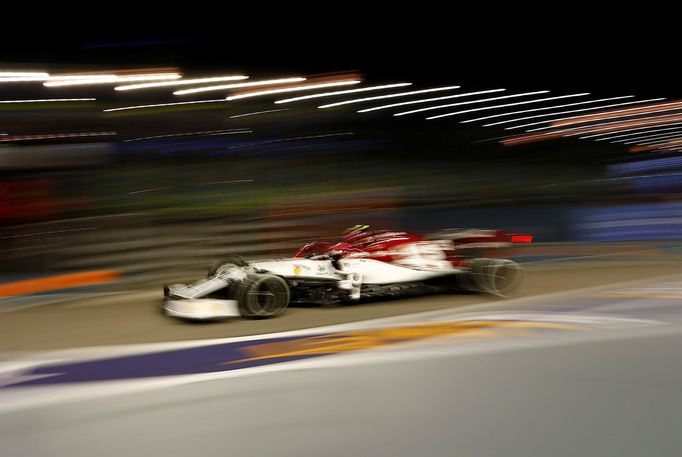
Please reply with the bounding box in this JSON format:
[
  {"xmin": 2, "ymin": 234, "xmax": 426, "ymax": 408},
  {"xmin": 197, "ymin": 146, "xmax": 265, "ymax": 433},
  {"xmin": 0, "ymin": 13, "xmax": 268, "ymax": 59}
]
[{"xmin": 1, "ymin": 201, "xmax": 680, "ymax": 286}]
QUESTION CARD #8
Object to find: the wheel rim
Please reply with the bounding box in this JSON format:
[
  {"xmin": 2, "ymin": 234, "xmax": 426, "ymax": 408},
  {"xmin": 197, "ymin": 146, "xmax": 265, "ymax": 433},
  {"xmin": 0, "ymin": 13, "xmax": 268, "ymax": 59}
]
[
  {"xmin": 243, "ymin": 277, "xmax": 289, "ymax": 316},
  {"xmin": 490, "ymin": 261, "xmax": 524, "ymax": 296}
]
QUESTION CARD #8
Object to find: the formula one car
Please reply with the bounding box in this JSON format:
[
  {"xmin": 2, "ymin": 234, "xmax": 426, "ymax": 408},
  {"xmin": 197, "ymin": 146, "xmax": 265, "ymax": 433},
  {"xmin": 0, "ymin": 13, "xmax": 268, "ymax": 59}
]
[{"xmin": 162, "ymin": 225, "xmax": 532, "ymax": 320}]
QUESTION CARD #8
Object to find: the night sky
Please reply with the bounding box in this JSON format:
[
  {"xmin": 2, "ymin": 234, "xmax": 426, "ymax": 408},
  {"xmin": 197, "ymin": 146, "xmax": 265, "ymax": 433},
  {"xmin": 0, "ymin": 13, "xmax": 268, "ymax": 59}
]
[{"xmin": 2, "ymin": 13, "xmax": 678, "ymax": 96}]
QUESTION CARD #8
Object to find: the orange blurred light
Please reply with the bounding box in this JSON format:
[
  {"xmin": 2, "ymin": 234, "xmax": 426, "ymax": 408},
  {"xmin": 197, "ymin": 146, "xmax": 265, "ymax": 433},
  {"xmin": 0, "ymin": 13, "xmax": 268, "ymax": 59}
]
[
  {"xmin": 503, "ymin": 114, "xmax": 682, "ymax": 146},
  {"xmin": 628, "ymin": 138, "xmax": 682, "ymax": 153},
  {"xmin": 550, "ymin": 100, "xmax": 682, "ymax": 127}
]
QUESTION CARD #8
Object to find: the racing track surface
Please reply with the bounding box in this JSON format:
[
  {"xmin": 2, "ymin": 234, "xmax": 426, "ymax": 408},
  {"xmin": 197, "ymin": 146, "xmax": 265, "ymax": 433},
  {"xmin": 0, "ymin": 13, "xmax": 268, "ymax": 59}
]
[
  {"xmin": 1, "ymin": 257, "xmax": 681, "ymax": 352},
  {"xmin": 2, "ymin": 256, "xmax": 682, "ymax": 456}
]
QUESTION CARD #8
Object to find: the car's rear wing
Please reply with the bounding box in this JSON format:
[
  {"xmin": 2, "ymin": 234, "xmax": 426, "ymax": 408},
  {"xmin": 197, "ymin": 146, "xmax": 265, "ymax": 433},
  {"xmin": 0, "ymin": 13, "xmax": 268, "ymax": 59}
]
[{"xmin": 430, "ymin": 229, "xmax": 533, "ymax": 248}]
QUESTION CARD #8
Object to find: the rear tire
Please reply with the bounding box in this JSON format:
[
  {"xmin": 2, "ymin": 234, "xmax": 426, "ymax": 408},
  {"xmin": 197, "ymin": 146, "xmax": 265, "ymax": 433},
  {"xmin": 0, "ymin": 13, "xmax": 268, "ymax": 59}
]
[{"xmin": 463, "ymin": 258, "xmax": 525, "ymax": 297}]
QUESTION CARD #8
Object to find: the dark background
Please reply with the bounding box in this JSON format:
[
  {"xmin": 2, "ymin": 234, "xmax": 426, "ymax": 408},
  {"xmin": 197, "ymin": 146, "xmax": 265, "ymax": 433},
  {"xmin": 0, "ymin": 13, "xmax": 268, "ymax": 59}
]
[
  {"xmin": 1, "ymin": 11, "xmax": 679, "ymax": 235},
  {"xmin": 1, "ymin": 11, "xmax": 678, "ymax": 97}
]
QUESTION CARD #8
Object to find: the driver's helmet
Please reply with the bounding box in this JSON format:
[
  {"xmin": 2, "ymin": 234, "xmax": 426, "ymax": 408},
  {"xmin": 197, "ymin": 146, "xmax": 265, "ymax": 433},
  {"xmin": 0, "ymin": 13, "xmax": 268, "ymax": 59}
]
[{"xmin": 342, "ymin": 224, "xmax": 370, "ymax": 240}]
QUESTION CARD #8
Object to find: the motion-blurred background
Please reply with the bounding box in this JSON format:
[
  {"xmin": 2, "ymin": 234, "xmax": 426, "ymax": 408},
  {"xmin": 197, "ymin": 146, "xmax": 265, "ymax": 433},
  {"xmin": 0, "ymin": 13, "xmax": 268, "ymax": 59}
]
[{"xmin": 1, "ymin": 21, "xmax": 680, "ymax": 284}]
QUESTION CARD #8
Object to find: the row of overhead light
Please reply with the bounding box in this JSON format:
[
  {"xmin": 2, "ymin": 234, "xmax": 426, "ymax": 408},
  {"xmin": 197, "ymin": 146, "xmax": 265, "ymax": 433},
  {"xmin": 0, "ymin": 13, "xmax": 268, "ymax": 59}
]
[
  {"xmin": 0, "ymin": 71, "xmax": 182, "ymax": 85},
  {"xmin": 496, "ymin": 103, "xmax": 682, "ymax": 153},
  {"xmin": 2, "ymin": 70, "xmax": 680, "ymax": 153}
]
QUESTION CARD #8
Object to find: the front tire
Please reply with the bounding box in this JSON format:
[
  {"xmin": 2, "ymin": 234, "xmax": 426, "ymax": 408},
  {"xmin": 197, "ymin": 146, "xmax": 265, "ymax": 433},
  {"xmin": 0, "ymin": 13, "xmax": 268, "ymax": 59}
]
[{"xmin": 235, "ymin": 274, "xmax": 290, "ymax": 318}]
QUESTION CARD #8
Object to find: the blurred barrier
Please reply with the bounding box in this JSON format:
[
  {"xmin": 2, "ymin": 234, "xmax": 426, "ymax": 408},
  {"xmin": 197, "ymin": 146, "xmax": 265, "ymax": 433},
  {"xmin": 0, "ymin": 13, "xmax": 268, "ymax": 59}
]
[
  {"xmin": 0, "ymin": 214, "xmax": 323, "ymax": 282},
  {"xmin": 0, "ymin": 270, "xmax": 120, "ymax": 297},
  {"xmin": 0, "ymin": 143, "xmax": 113, "ymax": 169},
  {"xmin": 573, "ymin": 202, "xmax": 682, "ymax": 241},
  {"xmin": 0, "ymin": 179, "xmax": 59, "ymax": 222},
  {"xmin": 1, "ymin": 205, "xmax": 681, "ymax": 285}
]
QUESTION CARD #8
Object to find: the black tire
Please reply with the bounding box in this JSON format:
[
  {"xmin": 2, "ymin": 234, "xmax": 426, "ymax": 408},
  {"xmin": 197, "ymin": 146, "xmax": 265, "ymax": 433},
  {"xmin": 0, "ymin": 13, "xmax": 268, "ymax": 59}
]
[
  {"xmin": 161, "ymin": 284, "xmax": 170, "ymax": 315},
  {"xmin": 207, "ymin": 254, "xmax": 248, "ymax": 278},
  {"xmin": 488, "ymin": 259, "xmax": 525, "ymax": 297},
  {"xmin": 235, "ymin": 274, "xmax": 290, "ymax": 318},
  {"xmin": 464, "ymin": 258, "xmax": 525, "ymax": 297}
]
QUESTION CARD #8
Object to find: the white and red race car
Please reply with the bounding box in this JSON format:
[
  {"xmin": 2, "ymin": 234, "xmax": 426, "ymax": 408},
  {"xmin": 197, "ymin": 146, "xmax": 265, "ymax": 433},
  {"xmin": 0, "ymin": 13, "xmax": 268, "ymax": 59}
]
[{"xmin": 162, "ymin": 226, "xmax": 532, "ymax": 320}]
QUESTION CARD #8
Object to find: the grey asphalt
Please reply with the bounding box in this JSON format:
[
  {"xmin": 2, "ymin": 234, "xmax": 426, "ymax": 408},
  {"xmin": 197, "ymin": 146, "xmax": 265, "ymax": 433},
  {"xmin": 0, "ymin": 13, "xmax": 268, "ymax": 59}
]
[
  {"xmin": 2, "ymin": 327, "xmax": 681, "ymax": 457},
  {"xmin": 2, "ymin": 258, "xmax": 682, "ymax": 456}
]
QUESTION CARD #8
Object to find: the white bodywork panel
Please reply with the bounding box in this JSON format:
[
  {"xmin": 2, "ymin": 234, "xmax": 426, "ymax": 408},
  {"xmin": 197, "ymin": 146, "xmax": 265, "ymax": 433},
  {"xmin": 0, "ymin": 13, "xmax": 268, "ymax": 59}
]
[
  {"xmin": 164, "ymin": 298, "xmax": 240, "ymax": 319},
  {"xmin": 341, "ymin": 258, "xmax": 458, "ymax": 284},
  {"xmin": 252, "ymin": 258, "xmax": 460, "ymax": 285},
  {"xmin": 250, "ymin": 259, "xmax": 339, "ymax": 280}
]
